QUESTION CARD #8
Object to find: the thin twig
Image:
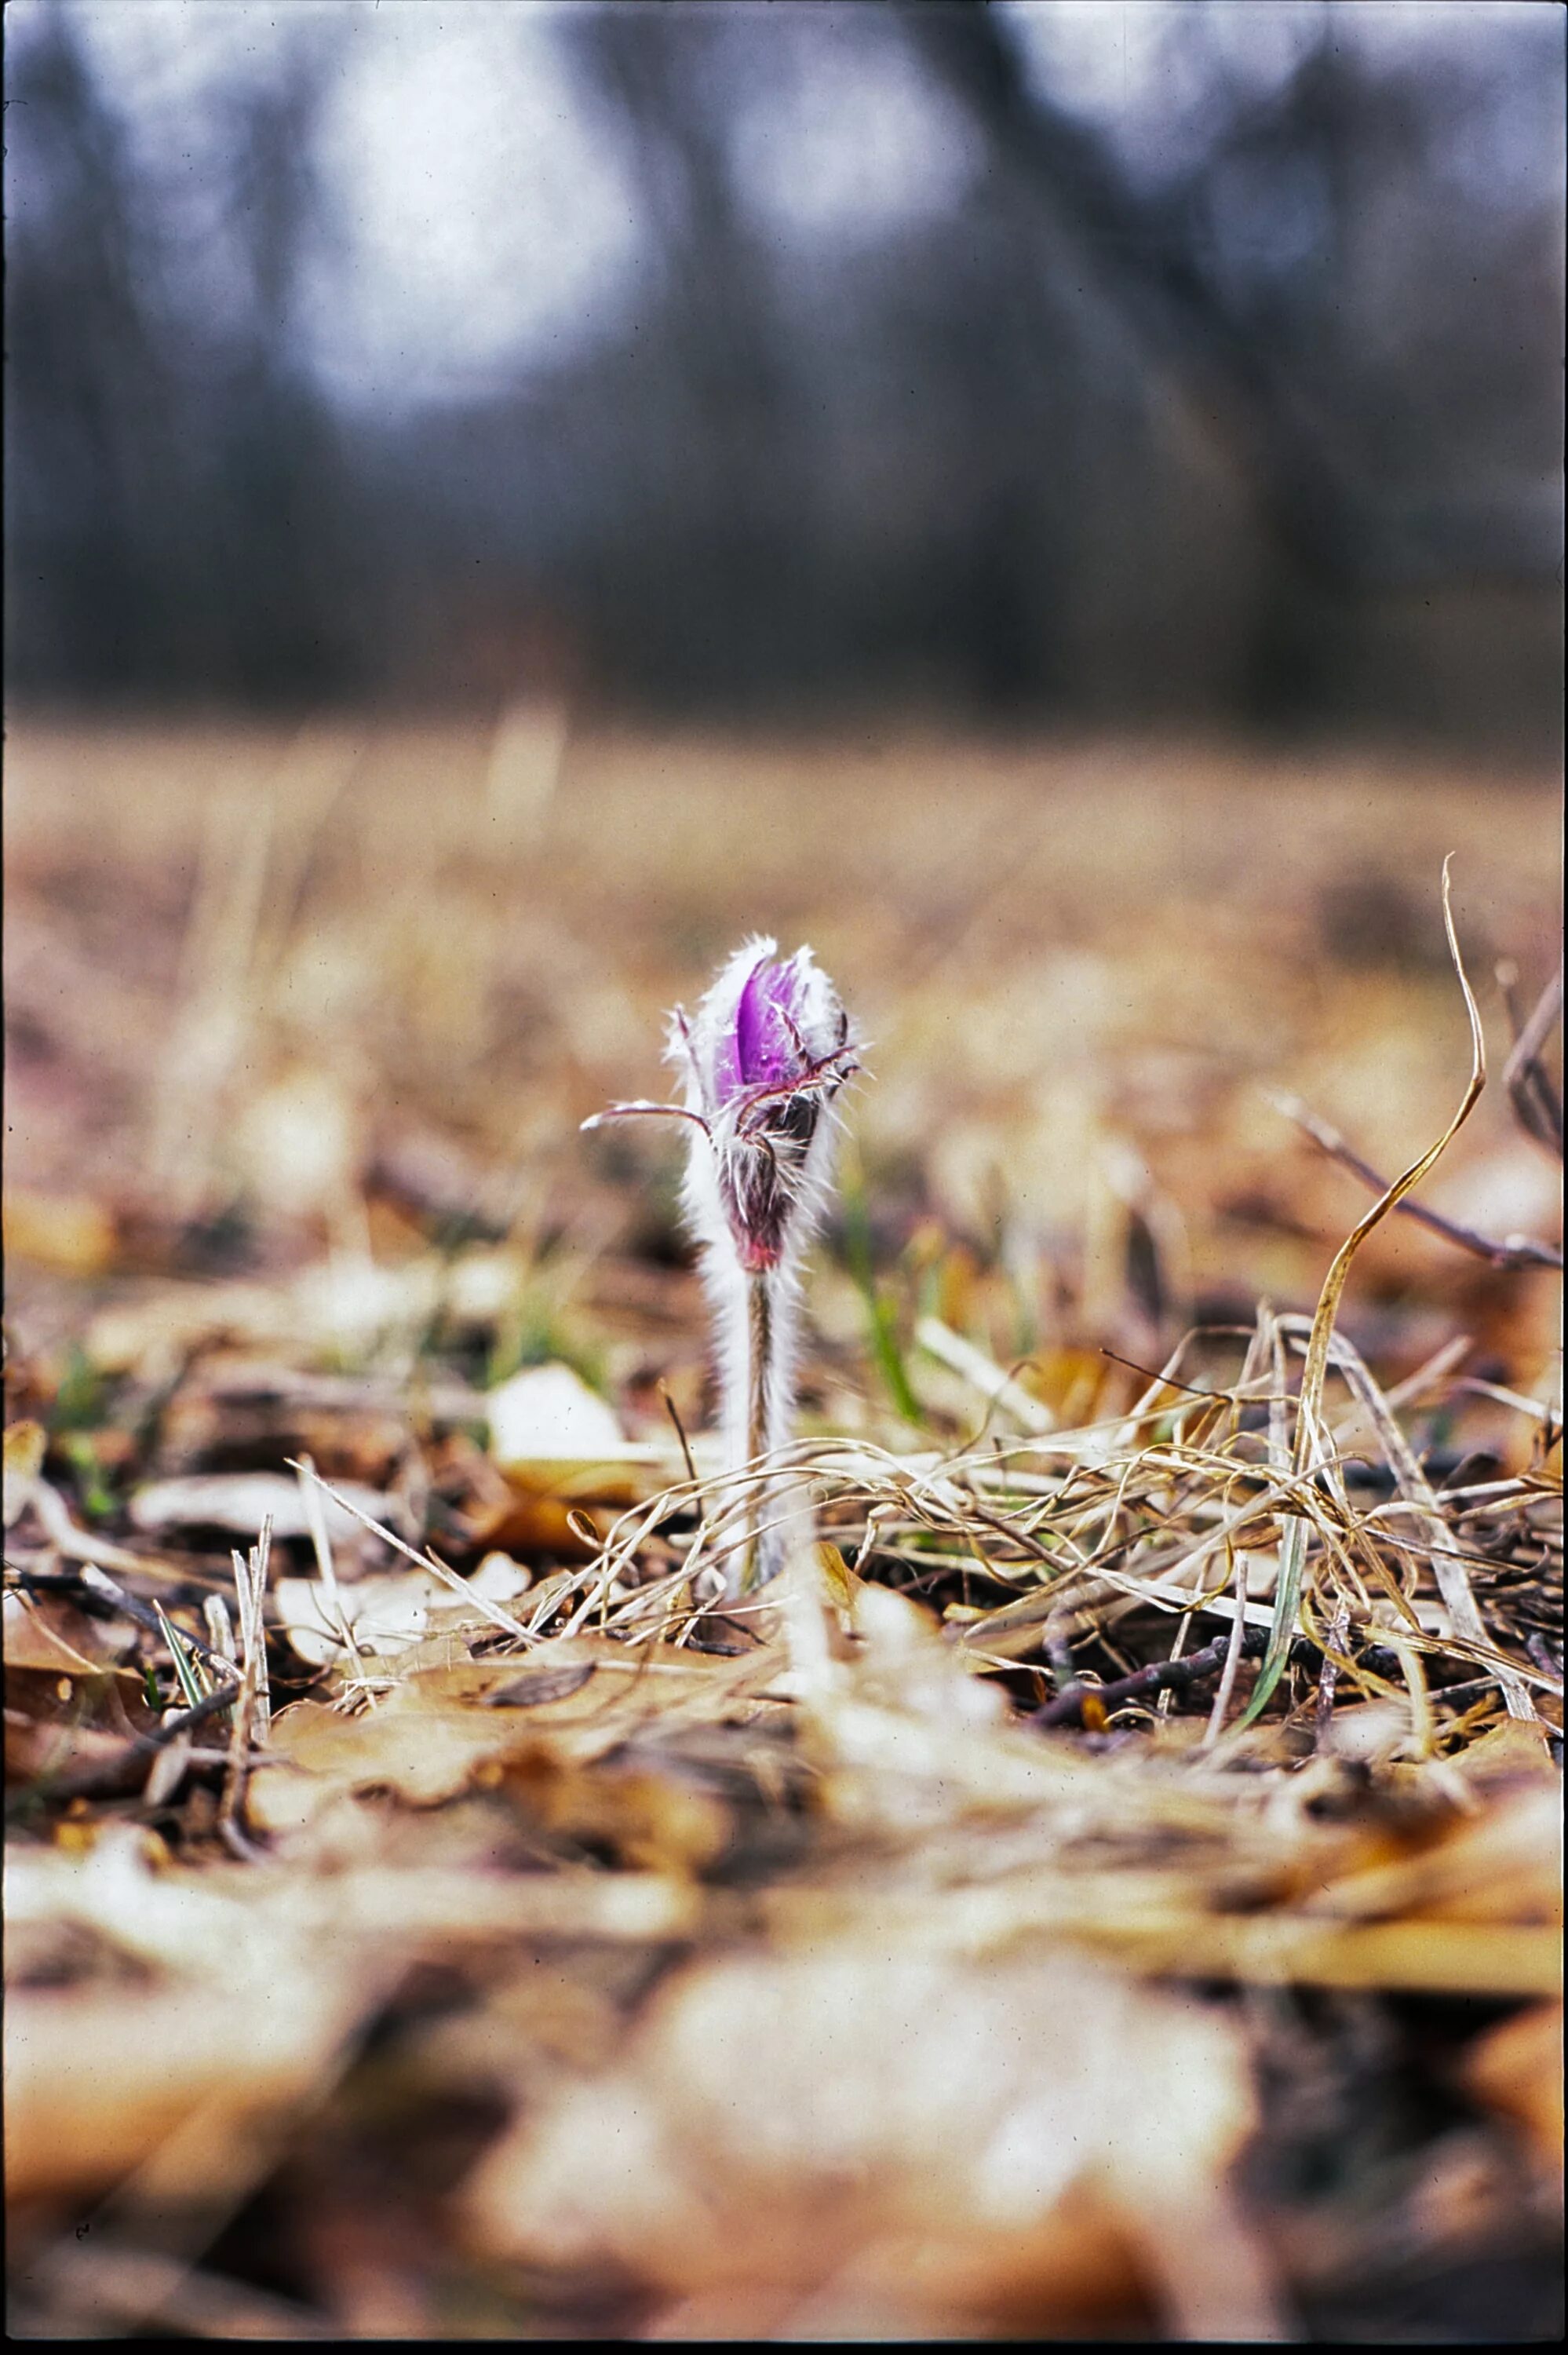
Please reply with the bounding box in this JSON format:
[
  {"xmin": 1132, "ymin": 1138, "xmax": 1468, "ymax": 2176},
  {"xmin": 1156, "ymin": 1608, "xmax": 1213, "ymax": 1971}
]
[
  {"xmin": 659, "ymin": 1382, "xmax": 701, "ymax": 1489},
  {"xmin": 1272, "ymin": 1091, "xmax": 1561, "ymax": 1269},
  {"xmin": 1501, "ymin": 960, "xmax": 1564, "ymax": 1154},
  {"xmin": 1030, "ymin": 1624, "xmax": 1428, "ymax": 1730},
  {"xmin": 16, "ymin": 1563, "xmax": 241, "ymax": 1676}
]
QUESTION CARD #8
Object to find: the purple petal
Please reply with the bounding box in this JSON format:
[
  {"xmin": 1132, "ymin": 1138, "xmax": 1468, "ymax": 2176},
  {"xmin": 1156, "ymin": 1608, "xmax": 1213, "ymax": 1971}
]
[
  {"xmin": 708, "ymin": 962, "xmax": 753, "ymax": 1105},
  {"xmin": 732, "ymin": 955, "xmax": 804, "ymax": 1092}
]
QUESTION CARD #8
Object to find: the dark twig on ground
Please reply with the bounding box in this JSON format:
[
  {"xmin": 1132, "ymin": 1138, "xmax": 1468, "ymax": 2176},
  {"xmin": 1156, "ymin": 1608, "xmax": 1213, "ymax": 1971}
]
[
  {"xmin": 6, "ymin": 1561, "xmax": 241, "ymax": 1673},
  {"xmin": 1029, "ymin": 1623, "xmax": 1472, "ymax": 1730},
  {"xmin": 2, "ymin": 1681, "xmax": 244, "ymax": 1814},
  {"xmin": 1274, "ymin": 1093, "xmax": 1562, "ymax": 1269}
]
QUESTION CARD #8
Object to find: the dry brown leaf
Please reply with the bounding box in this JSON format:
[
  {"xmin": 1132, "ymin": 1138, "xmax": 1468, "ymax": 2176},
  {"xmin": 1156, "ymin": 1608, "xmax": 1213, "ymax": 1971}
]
[
  {"xmin": 3, "ymin": 1590, "xmax": 135, "ymax": 1676},
  {"xmin": 4, "ymin": 1418, "xmax": 49, "ymax": 1524},
  {"xmin": 1446, "ymin": 1716, "xmax": 1563, "ymax": 1793},
  {"xmin": 2, "ymin": 1188, "xmax": 119, "ymax": 1277},
  {"xmin": 263, "ymin": 1638, "xmax": 776, "ymax": 1813},
  {"xmin": 5, "ymin": 1707, "xmax": 136, "ymax": 1787},
  {"xmin": 3, "ymin": 1831, "xmax": 371, "ymax": 2201},
  {"xmin": 406, "ymin": 1639, "xmax": 782, "ymax": 1755},
  {"xmin": 511, "ymin": 1754, "xmax": 732, "ymax": 1878},
  {"xmin": 4, "ymin": 1980, "xmax": 350, "ymax": 2203},
  {"xmin": 264, "ymin": 1692, "xmax": 525, "ymax": 1809},
  {"xmin": 1461, "ymin": 2001, "xmax": 1564, "ymax": 2180},
  {"xmin": 1304, "ymin": 1784, "xmax": 1562, "ymax": 1930},
  {"xmin": 462, "ymin": 1941, "xmax": 1285, "ymax": 2339}
]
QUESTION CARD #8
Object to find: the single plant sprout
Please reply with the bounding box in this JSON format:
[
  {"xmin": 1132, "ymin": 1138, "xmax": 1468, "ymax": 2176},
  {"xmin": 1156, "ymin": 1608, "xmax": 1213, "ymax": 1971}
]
[{"xmin": 585, "ymin": 938, "xmax": 859, "ymax": 1595}]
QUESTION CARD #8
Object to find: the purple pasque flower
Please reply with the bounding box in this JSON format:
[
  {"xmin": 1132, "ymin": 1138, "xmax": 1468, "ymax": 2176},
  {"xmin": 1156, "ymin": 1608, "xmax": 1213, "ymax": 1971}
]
[
  {"xmin": 585, "ymin": 940, "xmax": 858, "ymax": 1592},
  {"xmin": 672, "ymin": 938, "xmax": 857, "ymax": 1272}
]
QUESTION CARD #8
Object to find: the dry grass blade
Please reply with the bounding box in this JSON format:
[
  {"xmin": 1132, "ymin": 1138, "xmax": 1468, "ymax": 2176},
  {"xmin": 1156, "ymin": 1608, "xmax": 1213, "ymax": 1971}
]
[
  {"xmin": 220, "ymin": 1517, "xmax": 272, "ymax": 1849},
  {"xmin": 284, "ymin": 1457, "xmax": 534, "ymax": 1642},
  {"xmin": 1308, "ymin": 1320, "xmax": 1537, "ymax": 1723},
  {"xmin": 294, "ymin": 1451, "xmax": 366, "ymax": 1680}
]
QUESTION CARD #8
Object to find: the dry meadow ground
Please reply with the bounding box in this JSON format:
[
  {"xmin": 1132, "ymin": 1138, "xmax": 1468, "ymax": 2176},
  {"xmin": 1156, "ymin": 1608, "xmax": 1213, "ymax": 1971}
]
[{"xmin": 5, "ymin": 715, "xmax": 1563, "ymax": 2339}]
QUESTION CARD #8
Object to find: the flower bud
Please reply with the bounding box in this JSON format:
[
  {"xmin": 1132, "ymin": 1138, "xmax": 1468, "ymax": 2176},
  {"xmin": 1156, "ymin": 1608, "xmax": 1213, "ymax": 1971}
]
[{"xmin": 670, "ymin": 937, "xmax": 856, "ymax": 1273}]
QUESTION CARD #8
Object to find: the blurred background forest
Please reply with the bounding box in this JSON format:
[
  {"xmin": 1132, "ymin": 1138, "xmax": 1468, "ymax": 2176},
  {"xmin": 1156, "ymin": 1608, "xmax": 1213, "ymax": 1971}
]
[{"xmin": 5, "ymin": 0, "xmax": 1564, "ymax": 754}]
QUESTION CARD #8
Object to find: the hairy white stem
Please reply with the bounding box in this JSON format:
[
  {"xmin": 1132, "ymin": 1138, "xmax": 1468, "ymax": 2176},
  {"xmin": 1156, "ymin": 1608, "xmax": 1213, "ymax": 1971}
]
[{"xmin": 698, "ymin": 1243, "xmax": 807, "ymax": 1599}]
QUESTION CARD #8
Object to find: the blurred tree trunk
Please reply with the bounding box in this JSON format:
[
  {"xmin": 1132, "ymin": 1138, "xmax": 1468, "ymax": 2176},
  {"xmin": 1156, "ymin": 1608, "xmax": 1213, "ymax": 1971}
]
[{"xmin": 898, "ymin": 1, "xmax": 1369, "ymax": 728}]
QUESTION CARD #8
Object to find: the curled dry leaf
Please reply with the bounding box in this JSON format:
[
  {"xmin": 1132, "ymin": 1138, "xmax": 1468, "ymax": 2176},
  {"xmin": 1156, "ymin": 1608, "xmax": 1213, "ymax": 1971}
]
[
  {"xmin": 482, "ymin": 1362, "xmax": 719, "ymax": 1547},
  {"xmin": 463, "ymin": 1941, "xmax": 1285, "ymax": 2339},
  {"xmin": 476, "ymin": 1361, "xmax": 684, "ymax": 1558}
]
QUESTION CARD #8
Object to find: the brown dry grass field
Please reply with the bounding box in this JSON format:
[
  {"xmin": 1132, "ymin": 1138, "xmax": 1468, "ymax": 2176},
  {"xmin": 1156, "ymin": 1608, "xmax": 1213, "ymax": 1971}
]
[{"xmin": 4, "ymin": 715, "xmax": 1563, "ymax": 2342}]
